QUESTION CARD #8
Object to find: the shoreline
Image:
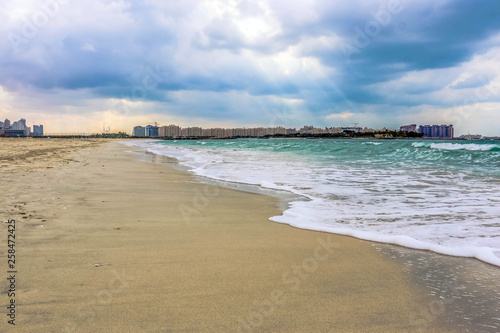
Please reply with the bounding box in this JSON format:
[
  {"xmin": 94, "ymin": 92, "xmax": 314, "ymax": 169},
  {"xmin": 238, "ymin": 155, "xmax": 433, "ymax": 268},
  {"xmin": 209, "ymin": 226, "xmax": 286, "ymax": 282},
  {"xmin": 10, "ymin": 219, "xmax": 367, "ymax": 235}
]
[
  {"xmin": 127, "ymin": 139, "xmax": 500, "ymax": 268},
  {"xmin": 124, "ymin": 140, "xmax": 500, "ymax": 331},
  {"xmin": 0, "ymin": 139, "xmax": 497, "ymax": 332},
  {"xmin": 139, "ymin": 146, "xmax": 308, "ymax": 213}
]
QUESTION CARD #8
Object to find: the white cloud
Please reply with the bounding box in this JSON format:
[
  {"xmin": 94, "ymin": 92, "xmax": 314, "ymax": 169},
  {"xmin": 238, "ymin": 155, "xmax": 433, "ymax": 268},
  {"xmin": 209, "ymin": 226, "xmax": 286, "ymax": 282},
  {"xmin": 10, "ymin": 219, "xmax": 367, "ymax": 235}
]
[
  {"xmin": 367, "ymin": 46, "xmax": 500, "ymax": 110},
  {"xmin": 81, "ymin": 43, "xmax": 96, "ymax": 52},
  {"xmin": 325, "ymin": 112, "xmax": 354, "ymax": 120},
  {"xmin": 1, "ymin": 0, "xmax": 500, "ymax": 135}
]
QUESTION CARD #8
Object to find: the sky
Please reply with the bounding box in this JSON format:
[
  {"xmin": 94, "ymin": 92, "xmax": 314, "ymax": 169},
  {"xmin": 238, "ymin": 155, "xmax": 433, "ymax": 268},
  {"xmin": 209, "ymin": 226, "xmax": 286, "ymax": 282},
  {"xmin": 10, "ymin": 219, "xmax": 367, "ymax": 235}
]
[{"xmin": 1, "ymin": 0, "xmax": 500, "ymax": 136}]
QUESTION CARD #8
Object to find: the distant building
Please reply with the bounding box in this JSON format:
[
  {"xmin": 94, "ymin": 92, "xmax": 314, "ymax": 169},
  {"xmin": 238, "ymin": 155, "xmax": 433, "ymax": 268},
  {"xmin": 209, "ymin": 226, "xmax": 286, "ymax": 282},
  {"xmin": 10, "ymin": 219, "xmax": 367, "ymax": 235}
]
[
  {"xmin": 419, "ymin": 125, "xmax": 430, "ymax": 138},
  {"xmin": 299, "ymin": 125, "xmax": 315, "ymax": 134},
  {"xmin": 159, "ymin": 125, "xmax": 181, "ymax": 138},
  {"xmin": 418, "ymin": 124, "xmax": 453, "ymax": 139},
  {"xmin": 132, "ymin": 125, "xmax": 159, "ymax": 137},
  {"xmin": 156, "ymin": 124, "xmax": 287, "ymax": 138},
  {"xmin": 341, "ymin": 127, "xmax": 362, "ymax": 133},
  {"xmin": 32, "ymin": 125, "xmax": 44, "ymax": 136},
  {"xmin": 297, "ymin": 126, "xmax": 346, "ymax": 135},
  {"xmin": 18, "ymin": 118, "xmax": 27, "ymax": 130},
  {"xmin": 458, "ymin": 134, "xmax": 482, "ymax": 140},
  {"xmin": 132, "ymin": 126, "xmax": 146, "ymax": 137},
  {"xmin": 181, "ymin": 127, "xmax": 203, "ymax": 137},
  {"xmin": 3, "ymin": 129, "xmax": 27, "ymax": 137},
  {"xmin": 145, "ymin": 125, "xmax": 159, "ymax": 137},
  {"xmin": 440, "ymin": 124, "xmax": 453, "ymax": 139},
  {"xmin": 10, "ymin": 119, "xmax": 28, "ymax": 132},
  {"xmin": 0, "ymin": 118, "xmax": 41, "ymax": 137},
  {"xmin": 400, "ymin": 124, "xmax": 417, "ymax": 132}
]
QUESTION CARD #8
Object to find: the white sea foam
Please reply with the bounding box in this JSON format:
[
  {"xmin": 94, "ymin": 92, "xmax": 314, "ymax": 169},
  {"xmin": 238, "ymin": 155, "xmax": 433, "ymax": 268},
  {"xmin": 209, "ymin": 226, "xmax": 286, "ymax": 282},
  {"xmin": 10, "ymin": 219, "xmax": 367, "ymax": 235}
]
[
  {"xmin": 124, "ymin": 140, "xmax": 500, "ymax": 267},
  {"xmin": 413, "ymin": 142, "xmax": 499, "ymax": 151}
]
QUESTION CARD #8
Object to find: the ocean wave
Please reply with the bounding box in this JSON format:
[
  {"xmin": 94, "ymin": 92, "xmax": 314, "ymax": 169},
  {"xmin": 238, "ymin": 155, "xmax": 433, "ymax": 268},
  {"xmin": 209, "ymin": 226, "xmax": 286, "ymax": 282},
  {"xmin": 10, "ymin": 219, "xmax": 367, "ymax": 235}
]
[
  {"xmin": 412, "ymin": 142, "xmax": 499, "ymax": 151},
  {"xmin": 123, "ymin": 139, "xmax": 500, "ymax": 267},
  {"xmin": 362, "ymin": 142, "xmax": 383, "ymax": 145}
]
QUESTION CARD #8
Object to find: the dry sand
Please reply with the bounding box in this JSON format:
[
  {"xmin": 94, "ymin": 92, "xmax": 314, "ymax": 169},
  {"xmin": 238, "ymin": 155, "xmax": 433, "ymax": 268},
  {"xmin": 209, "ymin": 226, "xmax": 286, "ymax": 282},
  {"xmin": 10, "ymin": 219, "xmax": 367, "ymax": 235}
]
[{"xmin": 0, "ymin": 138, "xmax": 454, "ymax": 332}]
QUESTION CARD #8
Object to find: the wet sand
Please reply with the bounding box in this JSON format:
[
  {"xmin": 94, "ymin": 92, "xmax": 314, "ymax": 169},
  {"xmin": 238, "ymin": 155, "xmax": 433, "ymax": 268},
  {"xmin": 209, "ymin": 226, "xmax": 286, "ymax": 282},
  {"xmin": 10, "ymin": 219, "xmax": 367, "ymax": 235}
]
[{"xmin": 0, "ymin": 138, "xmax": 461, "ymax": 332}]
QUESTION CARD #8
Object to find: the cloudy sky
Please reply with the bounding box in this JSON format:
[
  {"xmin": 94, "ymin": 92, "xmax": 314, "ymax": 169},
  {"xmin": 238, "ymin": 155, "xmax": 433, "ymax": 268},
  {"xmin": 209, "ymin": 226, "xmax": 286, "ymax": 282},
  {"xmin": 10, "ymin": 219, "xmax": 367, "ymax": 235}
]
[{"xmin": 1, "ymin": 0, "xmax": 500, "ymax": 135}]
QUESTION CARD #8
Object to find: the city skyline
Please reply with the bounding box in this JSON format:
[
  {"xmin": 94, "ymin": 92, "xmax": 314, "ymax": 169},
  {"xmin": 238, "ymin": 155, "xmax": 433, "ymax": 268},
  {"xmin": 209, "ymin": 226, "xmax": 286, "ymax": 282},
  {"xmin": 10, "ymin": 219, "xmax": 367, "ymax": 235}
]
[
  {"xmin": 0, "ymin": 113, "xmax": 494, "ymax": 139},
  {"xmin": 0, "ymin": 116, "xmax": 43, "ymax": 137},
  {"xmin": 131, "ymin": 123, "xmax": 460, "ymax": 139},
  {"xmin": 1, "ymin": 113, "xmax": 495, "ymax": 139},
  {"xmin": 1, "ymin": 2, "xmax": 500, "ymax": 136}
]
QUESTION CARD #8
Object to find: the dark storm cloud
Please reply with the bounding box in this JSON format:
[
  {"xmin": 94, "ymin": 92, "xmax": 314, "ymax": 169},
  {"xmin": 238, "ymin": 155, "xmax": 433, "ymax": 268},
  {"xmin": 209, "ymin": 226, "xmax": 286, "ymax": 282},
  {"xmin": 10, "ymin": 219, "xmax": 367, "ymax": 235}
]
[{"xmin": 1, "ymin": 0, "xmax": 500, "ymax": 126}]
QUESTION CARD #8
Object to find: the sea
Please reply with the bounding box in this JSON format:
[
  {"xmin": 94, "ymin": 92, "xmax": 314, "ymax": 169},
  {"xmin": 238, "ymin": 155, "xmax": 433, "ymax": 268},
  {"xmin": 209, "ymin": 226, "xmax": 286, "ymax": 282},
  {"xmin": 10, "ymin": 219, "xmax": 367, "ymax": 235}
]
[{"xmin": 126, "ymin": 138, "xmax": 500, "ymax": 267}]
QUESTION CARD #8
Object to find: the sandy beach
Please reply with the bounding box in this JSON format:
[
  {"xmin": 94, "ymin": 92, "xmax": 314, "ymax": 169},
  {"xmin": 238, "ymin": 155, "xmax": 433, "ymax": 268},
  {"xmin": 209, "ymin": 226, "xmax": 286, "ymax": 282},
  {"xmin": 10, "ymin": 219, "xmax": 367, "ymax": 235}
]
[{"xmin": 1, "ymin": 138, "xmax": 495, "ymax": 332}]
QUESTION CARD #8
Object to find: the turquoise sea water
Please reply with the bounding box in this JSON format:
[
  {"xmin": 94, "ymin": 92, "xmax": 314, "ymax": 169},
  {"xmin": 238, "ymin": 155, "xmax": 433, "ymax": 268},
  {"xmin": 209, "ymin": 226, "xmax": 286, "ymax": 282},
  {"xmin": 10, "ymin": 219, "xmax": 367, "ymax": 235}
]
[{"xmin": 129, "ymin": 139, "xmax": 500, "ymax": 266}]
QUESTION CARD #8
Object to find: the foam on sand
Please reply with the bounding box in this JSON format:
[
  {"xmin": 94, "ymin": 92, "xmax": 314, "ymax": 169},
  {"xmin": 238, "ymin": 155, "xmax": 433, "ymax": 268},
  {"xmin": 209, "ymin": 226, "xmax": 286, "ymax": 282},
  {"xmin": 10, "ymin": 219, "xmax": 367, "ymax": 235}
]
[{"xmin": 124, "ymin": 139, "xmax": 500, "ymax": 267}]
